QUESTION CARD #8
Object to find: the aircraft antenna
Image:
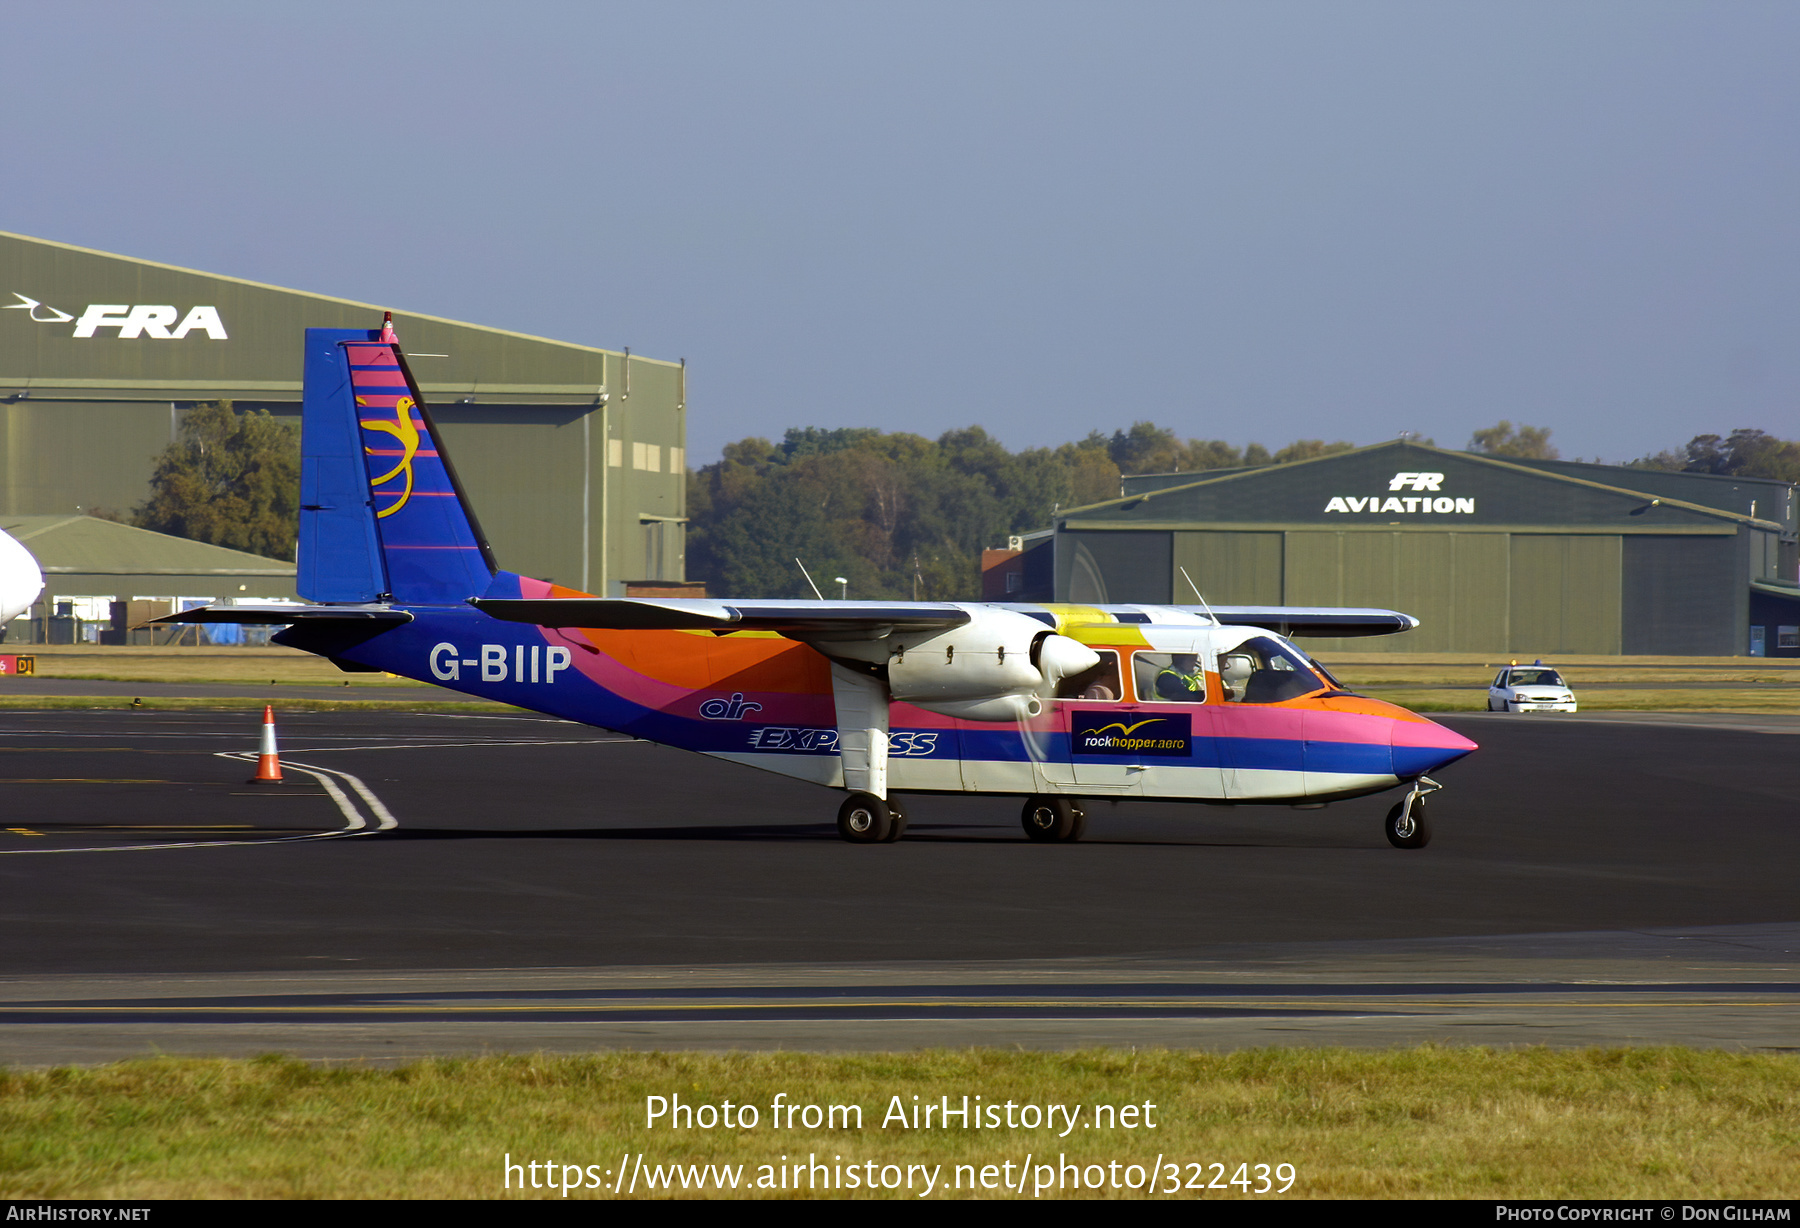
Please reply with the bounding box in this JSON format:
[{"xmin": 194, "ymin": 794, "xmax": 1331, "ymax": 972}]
[
  {"xmin": 1179, "ymin": 566, "xmax": 1219, "ymax": 625},
  {"xmin": 795, "ymin": 557, "xmax": 825, "ymax": 600}
]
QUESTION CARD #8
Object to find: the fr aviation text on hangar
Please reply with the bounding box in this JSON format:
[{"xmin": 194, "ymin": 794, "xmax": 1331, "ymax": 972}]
[{"xmin": 1324, "ymin": 473, "xmax": 1476, "ymax": 516}]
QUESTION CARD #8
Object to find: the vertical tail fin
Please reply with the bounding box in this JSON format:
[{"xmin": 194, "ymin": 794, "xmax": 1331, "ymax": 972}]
[{"xmin": 298, "ymin": 323, "xmax": 496, "ymax": 604}]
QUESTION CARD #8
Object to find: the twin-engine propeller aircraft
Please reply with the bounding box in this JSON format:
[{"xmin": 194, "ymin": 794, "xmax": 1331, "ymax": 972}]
[{"xmin": 166, "ymin": 319, "xmax": 1476, "ymax": 848}]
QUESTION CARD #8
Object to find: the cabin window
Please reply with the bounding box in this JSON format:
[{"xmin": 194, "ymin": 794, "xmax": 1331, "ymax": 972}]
[
  {"xmin": 1133, "ymin": 652, "xmax": 1208, "ymax": 704},
  {"xmin": 1055, "ymin": 649, "xmax": 1122, "ymax": 702}
]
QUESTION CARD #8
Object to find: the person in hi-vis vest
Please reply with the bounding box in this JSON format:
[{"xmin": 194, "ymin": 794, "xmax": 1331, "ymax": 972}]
[{"xmin": 1155, "ymin": 653, "xmax": 1206, "ymax": 702}]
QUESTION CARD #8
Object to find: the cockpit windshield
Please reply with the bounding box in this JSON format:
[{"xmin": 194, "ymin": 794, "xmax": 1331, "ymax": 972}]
[
  {"xmin": 1217, "ymin": 635, "xmax": 1326, "ymax": 704},
  {"xmin": 1306, "ymin": 656, "xmax": 1345, "ymax": 689}
]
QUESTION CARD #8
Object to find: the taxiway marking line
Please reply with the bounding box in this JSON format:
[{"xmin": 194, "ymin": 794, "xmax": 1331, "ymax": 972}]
[
  {"xmin": 0, "ymin": 757, "xmax": 398, "ymax": 855},
  {"xmin": 218, "ymin": 754, "xmax": 364, "ymax": 832},
  {"xmin": 279, "ymin": 758, "xmax": 395, "ymax": 830},
  {"xmin": 0, "ymin": 778, "xmax": 175, "ymax": 784}
]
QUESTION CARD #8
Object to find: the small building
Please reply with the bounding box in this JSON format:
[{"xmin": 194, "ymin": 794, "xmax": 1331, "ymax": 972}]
[
  {"xmin": 1025, "ymin": 440, "xmax": 1799, "ymax": 656},
  {"xmin": 2, "ymin": 514, "xmax": 297, "ymax": 644}
]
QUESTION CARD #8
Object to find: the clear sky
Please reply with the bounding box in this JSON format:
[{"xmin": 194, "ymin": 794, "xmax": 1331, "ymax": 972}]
[{"xmin": 5, "ymin": 1, "xmax": 1796, "ymax": 464}]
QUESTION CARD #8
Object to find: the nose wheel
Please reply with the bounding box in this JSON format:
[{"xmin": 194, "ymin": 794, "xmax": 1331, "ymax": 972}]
[{"xmin": 1385, "ymin": 776, "xmax": 1440, "ymax": 849}]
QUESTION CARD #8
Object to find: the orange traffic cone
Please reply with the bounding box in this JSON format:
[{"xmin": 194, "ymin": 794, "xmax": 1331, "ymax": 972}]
[{"xmin": 248, "ymin": 705, "xmax": 283, "ymax": 784}]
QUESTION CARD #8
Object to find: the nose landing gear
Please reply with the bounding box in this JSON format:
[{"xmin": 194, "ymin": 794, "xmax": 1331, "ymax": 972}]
[{"xmin": 1385, "ymin": 776, "xmax": 1440, "ymax": 849}]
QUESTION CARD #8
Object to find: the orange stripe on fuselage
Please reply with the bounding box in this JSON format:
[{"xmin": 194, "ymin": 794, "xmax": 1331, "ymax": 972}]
[
  {"xmin": 569, "ymin": 627, "xmax": 830, "ymax": 694},
  {"xmin": 1289, "ymin": 693, "xmax": 1434, "ymax": 722},
  {"xmin": 539, "ymin": 579, "xmax": 831, "ymax": 694}
]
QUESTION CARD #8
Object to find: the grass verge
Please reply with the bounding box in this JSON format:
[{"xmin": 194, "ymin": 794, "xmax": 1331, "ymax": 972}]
[
  {"xmin": 0, "ymin": 1048, "xmax": 1793, "ymax": 1199},
  {"xmin": 5, "ymin": 647, "xmax": 426, "ymax": 688}
]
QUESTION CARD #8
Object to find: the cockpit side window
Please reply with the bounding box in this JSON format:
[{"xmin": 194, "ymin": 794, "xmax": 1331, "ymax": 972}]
[
  {"xmin": 1218, "ymin": 635, "xmax": 1325, "ymax": 704},
  {"xmin": 1056, "ymin": 650, "xmax": 1123, "ymax": 702}
]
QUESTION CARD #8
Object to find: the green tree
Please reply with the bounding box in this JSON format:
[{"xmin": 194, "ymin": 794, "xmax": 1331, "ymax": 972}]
[
  {"xmin": 1634, "ymin": 429, "xmax": 1800, "ymax": 482},
  {"xmin": 1273, "ymin": 439, "xmax": 1356, "ymax": 464},
  {"xmin": 1469, "ymin": 421, "xmax": 1558, "ymax": 459},
  {"xmin": 1054, "ymin": 438, "xmax": 1123, "ymax": 507},
  {"xmin": 1105, "ymin": 422, "xmax": 1249, "ymax": 475},
  {"xmin": 134, "ymin": 402, "xmax": 300, "ymax": 560},
  {"xmin": 686, "ymin": 422, "xmax": 1380, "ymax": 598}
]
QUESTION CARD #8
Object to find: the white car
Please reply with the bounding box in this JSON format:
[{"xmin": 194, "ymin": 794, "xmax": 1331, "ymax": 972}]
[{"xmin": 1487, "ymin": 663, "xmax": 1577, "ymax": 712}]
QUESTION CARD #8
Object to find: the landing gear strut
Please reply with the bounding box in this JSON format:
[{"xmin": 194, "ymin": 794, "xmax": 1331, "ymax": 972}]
[
  {"xmin": 1021, "ymin": 795, "xmax": 1087, "ymax": 843},
  {"xmin": 1385, "ymin": 776, "xmax": 1440, "ymax": 849}
]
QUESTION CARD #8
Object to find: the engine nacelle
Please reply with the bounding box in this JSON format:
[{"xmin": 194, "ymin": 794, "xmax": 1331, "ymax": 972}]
[{"xmin": 886, "ymin": 607, "xmax": 1099, "ymax": 722}]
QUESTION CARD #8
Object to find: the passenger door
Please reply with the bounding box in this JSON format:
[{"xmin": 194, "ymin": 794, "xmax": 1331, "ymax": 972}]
[
  {"xmin": 1050, "ymin": 649, "xmax": 1142, "ymax": 796},
  {"xmin": 1121, "ymin": 646, "xmax": 1224, "ymax": 802}
]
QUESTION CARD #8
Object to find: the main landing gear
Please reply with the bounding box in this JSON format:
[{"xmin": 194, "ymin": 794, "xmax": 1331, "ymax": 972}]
[
  {"xmin": 1384, "ymin": 776, "xmax": 1441, "ymax": 849},
  {"xmin": 836, "ymin": 792, "xmax": 908, "ymax": 844},
  {"xmin": 1020, "ymin": 795, "xmax": 1087, "ymax": 843}
]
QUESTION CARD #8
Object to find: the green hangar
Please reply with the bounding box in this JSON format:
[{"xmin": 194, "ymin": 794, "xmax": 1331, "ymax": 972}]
[
  {"xmin": 0, "ymin": 229, "xmax": 688, "ymax": 609},
  {"xmin": 1043, "ymin": 440, "xmax": 1800, "ymax": 657}
]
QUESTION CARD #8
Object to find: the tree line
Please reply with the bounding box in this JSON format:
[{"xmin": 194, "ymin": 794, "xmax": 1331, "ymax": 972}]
[{"xmin": 127, "ymin": 404, "xmax": 1800, "ymax": 596}]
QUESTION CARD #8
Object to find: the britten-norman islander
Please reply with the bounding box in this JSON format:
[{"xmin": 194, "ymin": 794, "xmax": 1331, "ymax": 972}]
[{"xmin": 168, "ymin": 318, "xmax": 1477, "ymax": 848}]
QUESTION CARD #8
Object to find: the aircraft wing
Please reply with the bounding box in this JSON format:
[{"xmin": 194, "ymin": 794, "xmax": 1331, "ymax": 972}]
[
  {"xmin": 471, "ymin": 597, "xmax": 970, "ymax": 636},
  {"xmin": 1202, "ymin": 606, "xmax": 1419, "ymax": 637}
]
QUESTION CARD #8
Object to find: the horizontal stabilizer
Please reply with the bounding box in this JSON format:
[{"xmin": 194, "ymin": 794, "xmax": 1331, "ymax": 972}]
[
  {"xmin": 472, "ymin": 597, "xmax": 969, "ymax": 636},
  {"xmin": 1203, "ymin": 606, "xmax": 1419, "ymax": 637},
  {"xmin": 151, "ymin": 603, "xmax": 413, "ymax": 625}
]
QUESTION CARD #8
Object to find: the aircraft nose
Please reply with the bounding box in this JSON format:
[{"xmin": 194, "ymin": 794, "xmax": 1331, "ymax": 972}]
[{"xmin": 1391, "ymin": 717, "xmax": 1478, "ymax": 777}]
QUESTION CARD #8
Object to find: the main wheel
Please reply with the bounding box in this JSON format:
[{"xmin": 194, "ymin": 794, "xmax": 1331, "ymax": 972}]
[
  {"xmin": 1021, "ymin": 795, "xmax": 1081, "ymax": 842},
  {"xmin": 1385, "ymin": 796, "xmax": 1431, "ymax": 849},
  {"xmin": 882, "ymin": 798, "xmax": 909, "ymax": 843},
  {"xmin": 837, "ymin": 792, "xmax": 892, "ymax": 843}
]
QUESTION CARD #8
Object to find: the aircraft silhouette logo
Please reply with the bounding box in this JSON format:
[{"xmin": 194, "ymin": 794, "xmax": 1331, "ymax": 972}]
[{"xmin": 3, "ymin": 293, "xmax": 73, "ymax": 324}]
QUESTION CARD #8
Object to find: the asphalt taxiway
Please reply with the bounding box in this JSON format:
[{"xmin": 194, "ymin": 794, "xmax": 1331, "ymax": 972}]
[{"xmin": 0, "ymin": 708, "xmax": 1793, "ymax": 1062}]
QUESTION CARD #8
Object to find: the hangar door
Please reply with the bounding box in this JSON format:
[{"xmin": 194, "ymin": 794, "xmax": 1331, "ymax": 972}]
[
  {"xmin": 1171, "ymin": 532, "xmax": 1281, "ymax": 604},
  {"xmin": 1508, "ymin": 534, "xmax": 1621, "ymax": 655},
  {"xmin": 1279, "ymin": 531, "xmax": 1508, "ymax": 653}
]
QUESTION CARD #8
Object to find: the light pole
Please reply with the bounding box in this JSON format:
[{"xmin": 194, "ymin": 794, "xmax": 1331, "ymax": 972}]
[{"xmin": 835, "ymin": 577, "xmax": 848, "ymax": 601}]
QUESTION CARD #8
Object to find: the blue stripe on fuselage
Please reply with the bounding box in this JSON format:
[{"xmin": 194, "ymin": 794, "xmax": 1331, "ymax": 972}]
[{"xmin": 958, "ymin": 726, "xmax": 1392, "ymax": 773}]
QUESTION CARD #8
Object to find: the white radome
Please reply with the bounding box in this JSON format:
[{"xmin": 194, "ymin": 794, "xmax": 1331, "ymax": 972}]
[{"xmin": 0, "ymin": 528, "xmax": 43, "ymax": 624}]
